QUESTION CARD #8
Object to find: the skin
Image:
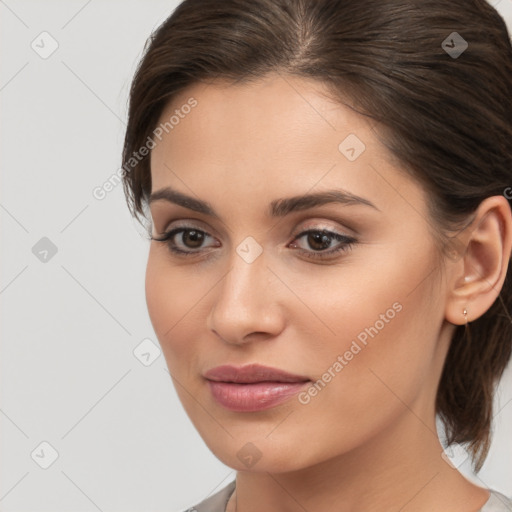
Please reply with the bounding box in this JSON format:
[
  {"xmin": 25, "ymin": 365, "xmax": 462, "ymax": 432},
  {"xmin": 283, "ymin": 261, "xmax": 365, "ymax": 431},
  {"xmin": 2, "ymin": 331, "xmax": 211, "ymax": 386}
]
[{"xmin": 146, "ymin": 72, "xmax": 512, "ymax": 512}]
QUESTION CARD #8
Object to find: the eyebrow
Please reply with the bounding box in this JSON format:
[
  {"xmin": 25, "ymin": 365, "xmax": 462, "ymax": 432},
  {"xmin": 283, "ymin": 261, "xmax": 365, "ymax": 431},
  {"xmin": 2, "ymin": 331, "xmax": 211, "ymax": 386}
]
[{"xmin": 148, "ymin": 186, "xmax": 380, "ymax": 218}]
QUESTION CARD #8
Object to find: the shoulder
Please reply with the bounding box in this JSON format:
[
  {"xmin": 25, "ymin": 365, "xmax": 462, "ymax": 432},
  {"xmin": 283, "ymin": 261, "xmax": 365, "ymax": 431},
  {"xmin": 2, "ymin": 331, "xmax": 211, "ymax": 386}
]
[
  {"xmin": 178, "ymin": 480, "xmax": 236, "ymax": 512},
  {"xmin": 480, "ymin": 489, "xmax": 512, "ymax": 512}
]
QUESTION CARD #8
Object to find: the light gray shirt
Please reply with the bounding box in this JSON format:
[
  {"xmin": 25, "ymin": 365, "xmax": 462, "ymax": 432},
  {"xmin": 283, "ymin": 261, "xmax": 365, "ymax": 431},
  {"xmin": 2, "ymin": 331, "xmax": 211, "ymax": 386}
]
[{"xmin": 182, "ymin": 480, "xmax": 512, "ymax": 512}]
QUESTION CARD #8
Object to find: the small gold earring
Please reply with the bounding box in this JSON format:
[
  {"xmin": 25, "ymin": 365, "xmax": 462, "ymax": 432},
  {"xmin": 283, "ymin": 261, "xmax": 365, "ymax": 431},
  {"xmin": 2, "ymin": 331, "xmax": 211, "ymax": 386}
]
[{"xmin": 463, "ymin": 308, "xmax": 468, "ymax": 323}]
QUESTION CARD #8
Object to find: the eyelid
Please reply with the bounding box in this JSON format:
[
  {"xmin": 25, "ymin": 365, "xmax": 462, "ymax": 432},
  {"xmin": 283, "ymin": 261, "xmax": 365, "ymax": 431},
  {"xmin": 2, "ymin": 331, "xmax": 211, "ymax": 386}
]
[
  {"xmin": 291, "ymin": 220, "xmax": 350, "ymax": 238},
  {"xmin": 291, "ymin": 214, "xmax": 360, "ymax": 238},
  {"xmin": 159, "ymin": 218, "xmax": 212, "ymax": 233}
]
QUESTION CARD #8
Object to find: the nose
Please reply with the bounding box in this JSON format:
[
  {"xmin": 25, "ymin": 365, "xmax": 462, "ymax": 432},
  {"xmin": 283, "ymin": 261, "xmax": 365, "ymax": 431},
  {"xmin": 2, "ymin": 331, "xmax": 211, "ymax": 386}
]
[{"xmin": 206, "ymin": 245, "xmax": 285, "ymax": 346}]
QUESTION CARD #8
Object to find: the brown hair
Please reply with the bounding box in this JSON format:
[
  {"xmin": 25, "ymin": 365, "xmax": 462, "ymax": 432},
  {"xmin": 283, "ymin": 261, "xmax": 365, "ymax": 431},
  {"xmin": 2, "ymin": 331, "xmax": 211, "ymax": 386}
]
[{"xmin": 121, "ymin": 0, "xmax": 512, "ymax": 471}]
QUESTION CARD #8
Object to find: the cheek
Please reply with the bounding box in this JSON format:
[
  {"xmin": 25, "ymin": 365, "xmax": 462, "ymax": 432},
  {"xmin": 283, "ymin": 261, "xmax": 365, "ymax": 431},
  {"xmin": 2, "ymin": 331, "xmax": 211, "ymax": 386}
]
[
  {"xmin": 144, "ymin": 247, "xmax": 205, "ymax": 368},
  {"xmin": 297, "ymin": 249, "xmax": 442, "ymax": 426},
  {"xmin": 145, "ymin": 249, "xmax": 174, "ymax": 340}
]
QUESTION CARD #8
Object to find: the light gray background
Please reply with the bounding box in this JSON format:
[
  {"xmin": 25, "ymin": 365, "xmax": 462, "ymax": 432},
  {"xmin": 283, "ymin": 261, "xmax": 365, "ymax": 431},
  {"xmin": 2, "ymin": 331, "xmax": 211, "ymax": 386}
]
[{"xmin": 1, "ymin": 1, "xmax": 511, "ymax": 511}]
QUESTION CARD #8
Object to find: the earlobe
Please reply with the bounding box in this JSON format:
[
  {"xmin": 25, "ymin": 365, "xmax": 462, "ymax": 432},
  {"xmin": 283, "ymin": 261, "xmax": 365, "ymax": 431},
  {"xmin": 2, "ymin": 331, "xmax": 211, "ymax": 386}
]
[{"xmin": 445, "ymin": 195, "xmax": 512, "ymax": 326}]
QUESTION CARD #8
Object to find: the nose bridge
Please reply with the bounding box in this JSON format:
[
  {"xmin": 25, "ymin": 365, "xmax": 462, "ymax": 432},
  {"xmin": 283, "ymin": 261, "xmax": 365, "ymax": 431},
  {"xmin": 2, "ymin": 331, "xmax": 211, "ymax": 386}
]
[
  {"xmin": 219, "ymin": 238, "xmax": 270, "ymax": 311},
  {"xmin": 207, "ymin": 238, "xmax": 283, "ymax": 342}
]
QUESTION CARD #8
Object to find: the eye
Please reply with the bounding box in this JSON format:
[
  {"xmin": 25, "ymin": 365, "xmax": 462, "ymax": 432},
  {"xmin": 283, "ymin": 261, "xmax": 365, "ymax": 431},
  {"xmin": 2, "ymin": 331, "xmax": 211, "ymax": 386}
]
[
  {"xmin": 151, "ymin": 226, "xmax": 219, "ymax": 257},
  {"xmin": 151, "ymin": 225, "xmax": 357, "ymax": 261},
  {"xmin": 288, "ymin": 229, "xmax": 356, "ymax": 260}
]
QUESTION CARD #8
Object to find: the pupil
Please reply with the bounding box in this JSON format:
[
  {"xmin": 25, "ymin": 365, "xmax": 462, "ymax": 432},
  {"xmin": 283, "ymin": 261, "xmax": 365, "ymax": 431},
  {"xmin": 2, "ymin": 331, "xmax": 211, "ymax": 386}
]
[
  {"xmin": 184, "ymin": 230, "xmax": 204, "ymax": 248},
  {"xmin": 309, "ymin": 232, "xmax": 331, "ymax": 250}
]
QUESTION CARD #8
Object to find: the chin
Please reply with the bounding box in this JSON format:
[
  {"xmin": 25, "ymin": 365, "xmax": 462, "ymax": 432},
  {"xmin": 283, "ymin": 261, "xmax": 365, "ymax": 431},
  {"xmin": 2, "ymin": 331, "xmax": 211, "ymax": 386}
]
[{"xmin": 197, "ymin": 431, "xmax": 318, "ymax": 473}]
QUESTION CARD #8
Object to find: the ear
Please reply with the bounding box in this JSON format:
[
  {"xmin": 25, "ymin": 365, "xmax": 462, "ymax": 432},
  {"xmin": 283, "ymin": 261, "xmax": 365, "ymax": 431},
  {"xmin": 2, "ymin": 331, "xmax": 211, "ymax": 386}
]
[{"xmin": 445, "ymin": 195, "xmax": 512, "ymax": 326}]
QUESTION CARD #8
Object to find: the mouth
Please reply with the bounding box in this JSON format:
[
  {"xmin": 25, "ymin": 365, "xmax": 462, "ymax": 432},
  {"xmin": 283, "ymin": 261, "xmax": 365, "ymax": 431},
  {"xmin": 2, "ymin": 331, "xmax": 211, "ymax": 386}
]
[
  {"xmin": 204, "ymin": 363, "xmax": 311, "ymax": 383},
  {"xmin": 203, "ymin": 364, "xmax": 311, "ymax": 412}
]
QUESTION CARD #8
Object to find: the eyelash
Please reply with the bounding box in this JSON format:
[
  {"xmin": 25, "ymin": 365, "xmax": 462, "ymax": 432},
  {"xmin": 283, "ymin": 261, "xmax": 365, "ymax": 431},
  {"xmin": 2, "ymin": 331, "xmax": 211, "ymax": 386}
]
[{"xmin": 151, "ymin": 225, "xmax": 356, "ymax": 261}]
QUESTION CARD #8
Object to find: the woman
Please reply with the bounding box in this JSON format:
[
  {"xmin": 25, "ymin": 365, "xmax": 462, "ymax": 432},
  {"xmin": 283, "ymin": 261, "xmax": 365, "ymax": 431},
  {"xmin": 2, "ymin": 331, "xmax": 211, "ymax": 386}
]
[{"xmin": 121, "ymin": 0, "xmax": 512, "ymax": 510}]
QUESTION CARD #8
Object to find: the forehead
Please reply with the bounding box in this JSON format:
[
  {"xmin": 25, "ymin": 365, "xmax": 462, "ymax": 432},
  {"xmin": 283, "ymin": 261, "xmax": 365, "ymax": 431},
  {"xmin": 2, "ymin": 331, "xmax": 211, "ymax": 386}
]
[
  {"xmin": 151, "ymin": 73, "xmax": 369, "ymax": 166},
  {"xmin": 149, "ymin": 73, "xmax": 428, "ymax": 221}
]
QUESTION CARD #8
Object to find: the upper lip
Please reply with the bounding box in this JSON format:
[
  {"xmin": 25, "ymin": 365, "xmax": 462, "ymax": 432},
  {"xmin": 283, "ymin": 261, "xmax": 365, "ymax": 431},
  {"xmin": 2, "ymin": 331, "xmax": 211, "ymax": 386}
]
[{"xmin": 204, "ymin": 364, "xmax": 310, "ymax": 384}]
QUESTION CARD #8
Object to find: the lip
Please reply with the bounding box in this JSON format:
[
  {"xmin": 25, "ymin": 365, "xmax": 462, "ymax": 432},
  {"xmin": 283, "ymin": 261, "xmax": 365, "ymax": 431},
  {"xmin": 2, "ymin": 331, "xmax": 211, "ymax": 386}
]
[
  {"xmin": 204, "ymin": 364, "xmax": 310, "ymax": 383},
  {"xmin": 204, "ymin": 364, "xmax": 311, "ymax": 412}
]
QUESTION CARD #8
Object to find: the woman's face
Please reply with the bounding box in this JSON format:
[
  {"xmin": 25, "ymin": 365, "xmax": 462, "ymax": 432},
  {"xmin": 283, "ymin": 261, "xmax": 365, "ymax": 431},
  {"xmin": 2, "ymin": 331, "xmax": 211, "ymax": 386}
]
[{"xmin": 146, "ymin": 73, "xmax": 455, "ymax": 472}]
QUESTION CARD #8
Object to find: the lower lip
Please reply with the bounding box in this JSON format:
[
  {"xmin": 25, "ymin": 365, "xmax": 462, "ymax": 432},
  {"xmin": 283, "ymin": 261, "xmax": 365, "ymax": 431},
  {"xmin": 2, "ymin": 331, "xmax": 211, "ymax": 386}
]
[{"xmin": 207, "ymin": 380, "xmax": 310, "ymax": 412}]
